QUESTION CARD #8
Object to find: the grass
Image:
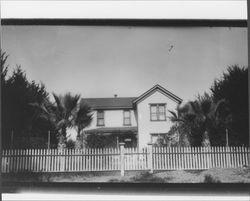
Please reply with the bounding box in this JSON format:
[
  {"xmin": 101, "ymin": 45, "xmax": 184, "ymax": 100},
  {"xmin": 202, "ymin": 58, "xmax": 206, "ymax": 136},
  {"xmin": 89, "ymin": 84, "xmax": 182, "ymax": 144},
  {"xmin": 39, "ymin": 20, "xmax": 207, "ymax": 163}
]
[
  {"xmin": 184, "ymin": 170, "xmax": 205, "ymax": 175},
  {"xmin": 2, "ymin": 168, "xmax": 250, "ymax": 183}
]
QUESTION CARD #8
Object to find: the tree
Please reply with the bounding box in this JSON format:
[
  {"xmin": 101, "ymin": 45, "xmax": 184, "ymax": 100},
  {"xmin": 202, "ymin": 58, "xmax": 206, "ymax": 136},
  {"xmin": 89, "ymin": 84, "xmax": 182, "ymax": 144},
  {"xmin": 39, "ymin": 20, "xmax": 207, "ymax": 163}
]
[
  {"xmin": 168, "ymin": 103, "xmax": 194, "ymax": 146},
  {"xmin": 1, "ymin": 51, "xmax": 56, "ymax": 148},
  {"xmin": 50, "ymin": 92, "xmax": 80, "ymax": 149},
  {"xmin": 73, "ymin": 100, "xmax": 93, "ymax": 148},
  {"xmin": 29, "ymin": 92, "xmax": 93, "ymax": 149},
  {"xmin": 169, "ymin": 94, "xmax": 226, "ymax": 146},
  {"xmin": 210, "ymin": 65, "xmax": 249, "ymax": 146}
]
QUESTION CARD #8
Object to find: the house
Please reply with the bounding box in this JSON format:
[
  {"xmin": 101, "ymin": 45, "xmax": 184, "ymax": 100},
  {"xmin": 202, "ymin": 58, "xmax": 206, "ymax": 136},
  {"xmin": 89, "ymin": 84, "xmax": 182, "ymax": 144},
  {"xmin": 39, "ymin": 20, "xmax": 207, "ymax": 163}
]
[{"xmin": 82, "ymin": 84, "xmax": 182, "ymax": 148}]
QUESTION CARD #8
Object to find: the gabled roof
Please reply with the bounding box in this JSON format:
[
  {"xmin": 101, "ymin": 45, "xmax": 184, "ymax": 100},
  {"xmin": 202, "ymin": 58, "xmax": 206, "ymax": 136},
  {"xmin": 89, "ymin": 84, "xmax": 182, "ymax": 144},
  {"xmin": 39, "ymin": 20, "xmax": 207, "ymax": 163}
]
[
  {"xmin": 82, "ymin": 97, "xmax": 137, "ymax": 110},
  {"xmin": 133, "ymin": 84, "xmax": 182, "ymax": 104}
]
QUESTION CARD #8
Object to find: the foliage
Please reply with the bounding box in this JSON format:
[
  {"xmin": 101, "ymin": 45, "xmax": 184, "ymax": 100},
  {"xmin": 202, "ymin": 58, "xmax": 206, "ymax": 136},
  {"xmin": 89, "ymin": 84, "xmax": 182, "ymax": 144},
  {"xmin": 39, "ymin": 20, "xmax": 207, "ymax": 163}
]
[
  {"xmin": 74, "ymin": 100, "xmax": 93, "ymax": 149},
  {"xmin": 35, "ymin": 92, "xmax": 93, "ymax": 149},
  {"xmin": 203, "ymin": 174, "xmax": 221, "ymax": 183},
  {"xmin": 168, "ymin": 65, "xmax": 248, "ymax": 146},
  {"xmin": 210, "ymin": 65, "xmax": 249, "ymax": 146},
  {"xmin": 50, "ymin": 92, "xmax": 81, "ymax": 148},
  {"xmin": 65, "ymin": 139, "xmax": 76, "ymax": 149},
  {"xmin": 74, "ymin": 100, "xmax": 93, "ymax": 136},
  {"xmin": 169, "ymin": 94, "xmax": 227, "ymax": 146},
  {"xmin": 130, "ymin": 171, "xmax": 168, "ymax": 183},
  {"xmin": 1, "ymin": 51, "xmax": 57, "ymax": 148}
]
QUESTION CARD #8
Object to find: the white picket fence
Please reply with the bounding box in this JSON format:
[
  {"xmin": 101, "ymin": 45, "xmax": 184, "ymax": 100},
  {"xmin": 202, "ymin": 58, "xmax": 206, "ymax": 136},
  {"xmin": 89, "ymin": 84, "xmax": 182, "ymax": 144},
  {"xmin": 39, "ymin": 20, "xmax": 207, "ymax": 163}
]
[
  {"xmin": 152, "ymin": 146, "xmax": 249, "ymax": 170},
  {"xmin": 1, "ymin": 146, "xmax": 249, "ymax": 174}
]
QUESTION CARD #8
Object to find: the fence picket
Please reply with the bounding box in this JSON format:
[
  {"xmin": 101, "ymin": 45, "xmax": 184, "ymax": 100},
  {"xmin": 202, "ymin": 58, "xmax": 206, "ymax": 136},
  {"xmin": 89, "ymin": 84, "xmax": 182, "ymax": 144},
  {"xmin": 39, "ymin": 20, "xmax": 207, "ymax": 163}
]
[
  {"xmin": 153, "ymin": 147, "xmax": 156, "ymax": 170},
  {"xmin": 40, "ymin": 149, "xmax": 43, "ymax": 171},
  {"xmin": 12, "ymin": 149, "xmax": 16, "ymax": 173},
  {"xmin": 230, "ymin": 146, "xmax": 233, "ymax": 168},
  {"xmin": 236, "ymin": 147, "xmax": 240, "ymax": 167},
  {"xmin": 169, "ymin": 147, "xmax": 172, "ymax": 170},
  {"xmin": 162, "ymin": 147, "xmax": 166, "ymax": 169},
  {"xmin": 247, "ymin": 147, "xmax": 250, "ymax": 165},
  {"xmin": 234, "ymin": 146, "xmax": 238, "ymax": 168},
  {"xmin": 192, "ymin": 147, "xmax": 195, "ymax": 169},
  {"xmin": 219, "ymin": 147, "xmax": 223, "ymax": 168},
  {"xmin": 213, "ymin": 147, "xmax": 217, "ymax": 168},
  {"xmin": 6, "ymin": 150, "xmax": 9, "ymax": 173},
  {"xmin": 34, "ymin": 149, "xmax": 37, "ymax": 172},
  {"xmin": 41, "ymin": 149, "xmax": 44, "ymax": 172},
  {"xmin": 2, "ymin": 146, "xmax": 249, "ymax": 173},
  {"xmin": 38, "ymin": 149, "xmax": 41, "ymax": 172},
  {"xmin": 50, "ymin": 149, "xmax": 54, "ymax": 172},
  {"xmin": 243, "ymin": 147, "xmax": 247, "ymax": 166},
  {"xmin": 2, "ymin": 150, "xmax": 4, "ymax": 173},
  {"xmin": 185, "ymin": 147, "xmax": 189, "ymax": 169},
  {"xmin": 239, "ymin": 146, "xmax": 243, "ymax": 167}
]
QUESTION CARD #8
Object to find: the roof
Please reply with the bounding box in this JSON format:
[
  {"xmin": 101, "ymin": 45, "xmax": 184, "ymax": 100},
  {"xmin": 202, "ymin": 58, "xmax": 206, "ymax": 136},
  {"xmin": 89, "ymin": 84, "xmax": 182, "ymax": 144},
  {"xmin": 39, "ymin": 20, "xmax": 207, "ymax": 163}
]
[
  {"xmin": 82, "ymin": 84, "xmax": 182, "ymax": 110},
  {"xmin": 84, "ymin": 127, "xmax": 137, "ymax": 135},
  {"xmin": 133, "ymin": 84, "xmax": 182, "ymax": 104},
  {"xmin": 82, "ymin": 97, "xmax": 137, "ymax": 110}
]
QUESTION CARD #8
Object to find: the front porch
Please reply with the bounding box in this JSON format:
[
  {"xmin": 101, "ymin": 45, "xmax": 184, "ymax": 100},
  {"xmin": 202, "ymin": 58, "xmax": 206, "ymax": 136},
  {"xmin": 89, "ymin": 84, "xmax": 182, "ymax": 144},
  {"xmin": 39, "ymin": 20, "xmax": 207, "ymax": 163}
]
[{"xmin": 83, "ymin": 127, "xmax": 138, "ymax": 148}]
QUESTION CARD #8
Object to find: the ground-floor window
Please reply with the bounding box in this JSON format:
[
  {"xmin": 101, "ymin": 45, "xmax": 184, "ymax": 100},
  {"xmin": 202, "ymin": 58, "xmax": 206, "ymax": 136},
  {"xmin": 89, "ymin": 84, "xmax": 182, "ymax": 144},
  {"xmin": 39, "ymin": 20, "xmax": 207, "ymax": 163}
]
[{"xmin": 150, "ymin": 133, "xmax": 166, "ymax": 145}]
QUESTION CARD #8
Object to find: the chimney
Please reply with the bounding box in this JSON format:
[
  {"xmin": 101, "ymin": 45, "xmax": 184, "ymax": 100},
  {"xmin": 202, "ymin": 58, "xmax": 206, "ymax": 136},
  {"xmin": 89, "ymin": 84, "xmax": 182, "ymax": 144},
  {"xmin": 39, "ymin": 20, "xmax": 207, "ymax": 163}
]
[{"xmin": 114, "ymin": 94, "xmax": 118, "ymax": 98}]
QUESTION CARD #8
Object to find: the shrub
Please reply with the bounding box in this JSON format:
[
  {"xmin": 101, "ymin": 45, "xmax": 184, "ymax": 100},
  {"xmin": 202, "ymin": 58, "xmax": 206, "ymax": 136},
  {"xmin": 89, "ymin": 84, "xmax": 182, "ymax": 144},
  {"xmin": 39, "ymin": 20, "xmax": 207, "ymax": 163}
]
[
  {"xmin": 131, "ymin": 171, "xmax": 166, "ymax": 183},
  {"xmin": 65, "ymin": 139, "xmax": 75, "ymax": 149},
  {"xmin": 204, "ymin": 174, "xmax": 221, "ymax": 183}
]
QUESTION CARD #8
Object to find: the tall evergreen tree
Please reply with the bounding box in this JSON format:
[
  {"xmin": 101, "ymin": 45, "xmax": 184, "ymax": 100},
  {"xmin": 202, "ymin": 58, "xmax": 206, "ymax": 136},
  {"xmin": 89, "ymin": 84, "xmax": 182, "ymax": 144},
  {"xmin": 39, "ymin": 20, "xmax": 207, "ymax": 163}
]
[
  {"xmin": 1, "ymin": 51, "xmax": 56, "ymax": 148},
  {"xmin": 210, "ymin": 65, "xmax": 249, "ymax": 146}
]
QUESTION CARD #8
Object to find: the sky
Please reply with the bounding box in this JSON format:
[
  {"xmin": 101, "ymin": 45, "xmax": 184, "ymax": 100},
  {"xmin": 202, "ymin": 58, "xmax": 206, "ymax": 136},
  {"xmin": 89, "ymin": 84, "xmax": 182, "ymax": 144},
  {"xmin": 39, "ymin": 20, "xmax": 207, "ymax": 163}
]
[{"xmin": 2, "ymin": 25, "xmax": 248, "ymax": 102}]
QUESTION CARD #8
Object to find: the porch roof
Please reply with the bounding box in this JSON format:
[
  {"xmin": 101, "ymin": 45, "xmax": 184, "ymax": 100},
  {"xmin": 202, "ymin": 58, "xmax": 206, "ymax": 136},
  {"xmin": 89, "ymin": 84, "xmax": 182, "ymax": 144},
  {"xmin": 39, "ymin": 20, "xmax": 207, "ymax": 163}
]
[{"xmin": 84, "ymin": 126, "xmax": 137, "ymax": 135}]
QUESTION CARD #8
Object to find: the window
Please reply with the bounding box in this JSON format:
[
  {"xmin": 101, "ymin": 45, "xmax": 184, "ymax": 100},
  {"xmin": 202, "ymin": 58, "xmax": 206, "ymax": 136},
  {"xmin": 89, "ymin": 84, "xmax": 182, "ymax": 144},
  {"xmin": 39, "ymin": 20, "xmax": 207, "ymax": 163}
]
[
  {"xmin": 150, "ymin": 104, "xmax": 166, "ymax": 121},
  {"xmin": 123, "ymin": 110, "xmax": 131, "ymax": 126},
  {"xmin": 151, "ymin": 133, "xmax": 166, "ymax": 145},
  {"xmin": 97, "ymin": 110, "xmax": 104, "ymax": 126}
]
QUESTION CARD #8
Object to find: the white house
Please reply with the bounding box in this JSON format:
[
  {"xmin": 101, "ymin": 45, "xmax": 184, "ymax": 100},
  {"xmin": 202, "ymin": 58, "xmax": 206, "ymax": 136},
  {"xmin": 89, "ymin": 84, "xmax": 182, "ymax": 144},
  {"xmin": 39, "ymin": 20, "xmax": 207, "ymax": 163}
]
[{"xmin": 82, "ymin": 84, "xmax": 182, "ymax": 148}]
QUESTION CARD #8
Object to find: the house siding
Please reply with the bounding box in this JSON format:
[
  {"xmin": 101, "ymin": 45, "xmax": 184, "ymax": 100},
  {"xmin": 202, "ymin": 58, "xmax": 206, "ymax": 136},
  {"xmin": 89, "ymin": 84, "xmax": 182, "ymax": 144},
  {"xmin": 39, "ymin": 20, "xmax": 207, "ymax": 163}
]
[
  {"xmin": 136, "ymin": 90, "xmax": 179, "ymax": 148},
  {"xmin": 84, "ymin": 109, "xmax": 137, "ymax": 131}
]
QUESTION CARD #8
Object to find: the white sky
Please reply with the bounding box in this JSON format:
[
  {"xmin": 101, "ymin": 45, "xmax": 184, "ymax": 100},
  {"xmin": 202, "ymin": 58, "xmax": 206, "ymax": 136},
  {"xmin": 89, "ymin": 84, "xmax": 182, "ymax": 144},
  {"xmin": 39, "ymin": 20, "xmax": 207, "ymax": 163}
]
[{"xmin": 2, "ymin": 26, "xmax": 248, "ymax": 101}]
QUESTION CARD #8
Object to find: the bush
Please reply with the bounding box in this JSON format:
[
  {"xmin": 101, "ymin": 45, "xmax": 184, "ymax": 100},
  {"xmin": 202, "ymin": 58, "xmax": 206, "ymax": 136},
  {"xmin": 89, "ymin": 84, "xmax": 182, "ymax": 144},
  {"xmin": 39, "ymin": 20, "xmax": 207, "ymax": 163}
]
[
  {"xmin": 65, "ymin": 139, "xmax": 75, "ymax": 149},
  {"xmin": 131, "ymin": 171, "xmax": 167, "ymax": 183},
  {"xmin": 203, "ymin": 174, "xmax": 221, "ymax": 183}
]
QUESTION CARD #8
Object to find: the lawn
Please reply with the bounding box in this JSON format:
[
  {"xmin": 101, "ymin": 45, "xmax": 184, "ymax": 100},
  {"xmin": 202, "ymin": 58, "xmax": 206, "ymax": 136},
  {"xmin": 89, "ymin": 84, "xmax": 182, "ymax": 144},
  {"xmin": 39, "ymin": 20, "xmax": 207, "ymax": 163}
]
[{"xmin": 2, "ymin": 168, "xmax": 250, "ymax": 183}]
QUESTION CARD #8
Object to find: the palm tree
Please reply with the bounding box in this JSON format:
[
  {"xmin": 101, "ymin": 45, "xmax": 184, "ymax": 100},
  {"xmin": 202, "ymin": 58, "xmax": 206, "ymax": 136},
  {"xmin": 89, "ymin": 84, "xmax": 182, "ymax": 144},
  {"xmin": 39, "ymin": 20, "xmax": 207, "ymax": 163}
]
[
  {"xmin": 191, "ymin": 93, "xmax": 225, "ymax": 146},
  {"xmin": 52, "ymin": 92, "xmax": 80, "ymax": 149},
  {"xmin": 169, "ymin": 94, "xmax": 225, "ymax": 146},
  {"xmin": 169, "ymin": 103, "xmax": 196, "ymax": 146},
  {"xmin": 31, "ymin": 92, "xmax": 93, "ymax": 149},
  {"xmin": 73, "ymin": 100, "xmax": 93, "ymax": 148}
]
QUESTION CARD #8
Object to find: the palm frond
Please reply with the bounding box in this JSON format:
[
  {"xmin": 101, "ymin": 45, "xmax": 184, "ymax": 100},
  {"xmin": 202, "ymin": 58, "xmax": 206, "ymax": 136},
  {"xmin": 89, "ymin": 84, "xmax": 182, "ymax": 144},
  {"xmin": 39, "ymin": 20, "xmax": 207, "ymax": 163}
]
[
  {"xmin": 74, "ymin": 101, "xmax": 93, "ymax": 130},
  {"xmin": 63, "ymin": 92, "xmax": 80, "ymax": 116},
  {"xmin": 52, "ymin": 93, "xmax": 64, "ymax": 114}
]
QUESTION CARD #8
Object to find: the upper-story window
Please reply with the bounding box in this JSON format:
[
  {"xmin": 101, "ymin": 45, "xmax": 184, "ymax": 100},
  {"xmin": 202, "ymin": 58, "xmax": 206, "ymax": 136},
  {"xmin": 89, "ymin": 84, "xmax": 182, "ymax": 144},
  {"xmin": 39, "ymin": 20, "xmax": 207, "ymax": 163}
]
[
  {"xmin": 123, "ymin": 110, "xmax": 131, "ymax": 126},
  {"xmin": 97, "ymin": 110, "xmax": 105, "ymax": 126},
  {"xmin": 150, "ymin": 103, "xmax": 166, "ymax": 121}
]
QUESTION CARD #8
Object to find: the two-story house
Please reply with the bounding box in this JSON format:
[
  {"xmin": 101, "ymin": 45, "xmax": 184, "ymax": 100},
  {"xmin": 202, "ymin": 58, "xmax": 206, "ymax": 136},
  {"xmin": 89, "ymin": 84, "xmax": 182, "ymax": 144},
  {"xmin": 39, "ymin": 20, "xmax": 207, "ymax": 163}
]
[{"xmin": 82, "ymin": 84, "xmax": 182, "ymax": 148}]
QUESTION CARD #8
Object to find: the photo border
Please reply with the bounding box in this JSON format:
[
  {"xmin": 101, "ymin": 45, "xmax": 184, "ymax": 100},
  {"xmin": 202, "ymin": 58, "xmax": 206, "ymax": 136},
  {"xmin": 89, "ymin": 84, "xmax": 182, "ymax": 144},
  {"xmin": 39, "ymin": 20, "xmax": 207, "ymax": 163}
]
[{"xmin": 1, "ymin": 18, "xmax": 249, "ymax": 196}]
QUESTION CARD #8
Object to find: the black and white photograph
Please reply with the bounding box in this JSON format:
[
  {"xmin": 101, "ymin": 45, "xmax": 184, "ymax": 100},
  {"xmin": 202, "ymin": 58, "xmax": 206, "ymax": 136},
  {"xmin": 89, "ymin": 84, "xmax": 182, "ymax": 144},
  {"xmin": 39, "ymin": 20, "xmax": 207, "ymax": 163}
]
[{"xmin": 1, "ymin": 1, "xmax": 249, "ymax": 200}]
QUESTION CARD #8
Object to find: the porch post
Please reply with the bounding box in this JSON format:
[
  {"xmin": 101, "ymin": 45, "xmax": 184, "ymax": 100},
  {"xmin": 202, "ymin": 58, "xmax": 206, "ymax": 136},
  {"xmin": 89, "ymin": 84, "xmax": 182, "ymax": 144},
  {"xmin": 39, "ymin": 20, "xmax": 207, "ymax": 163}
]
[
  {"xmin": 147, "ymin": 143, "xmax": 153, "ymax": 173},
  {"xmin": 119, "ymin": 142, "xmax": 125, "ymax": 176}
]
